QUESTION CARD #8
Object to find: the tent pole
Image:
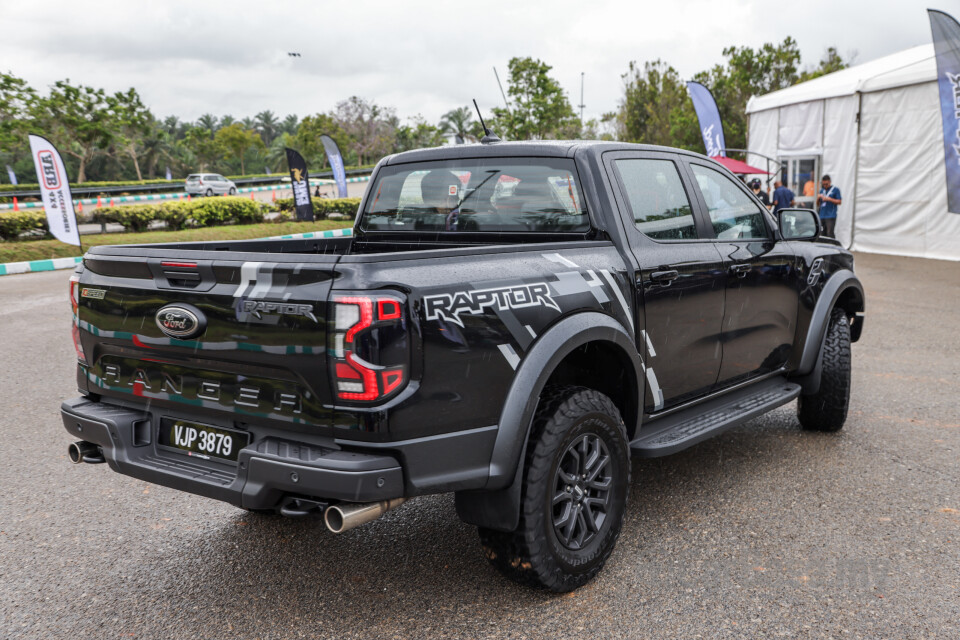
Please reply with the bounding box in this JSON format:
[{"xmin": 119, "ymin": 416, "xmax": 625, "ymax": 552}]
[{"xmin": 850, "ymin": 92, "xmax": 863, "ymax": 251}]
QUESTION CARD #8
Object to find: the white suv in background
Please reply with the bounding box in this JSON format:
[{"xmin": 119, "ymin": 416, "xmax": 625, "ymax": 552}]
[{"xmin": 185, "ymin": 174, "xmax": 237, "ymax": 197}]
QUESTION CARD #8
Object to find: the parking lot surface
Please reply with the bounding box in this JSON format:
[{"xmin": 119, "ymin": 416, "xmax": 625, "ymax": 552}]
[{"xmin": 0, "ymin": 251, "xmax": 957, "ymax": 639}]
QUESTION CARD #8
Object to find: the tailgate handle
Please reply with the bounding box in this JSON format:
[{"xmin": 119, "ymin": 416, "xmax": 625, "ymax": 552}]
[{"xmin": 162, "ymin": 270, "xmax": 201, "ymax": 282}]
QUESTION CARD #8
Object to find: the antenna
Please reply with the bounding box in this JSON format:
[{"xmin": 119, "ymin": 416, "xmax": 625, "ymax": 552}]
[
  {"xmin": 493, "ymin": 67, "xmax": 510, "ymax": 110},
  {"xmin": 578, "ymin": 72, "xmax": 585, "ymax": 124},
  {"xmin": 472, "ymin": 99, "xmax": 501, "ymax": 143}
]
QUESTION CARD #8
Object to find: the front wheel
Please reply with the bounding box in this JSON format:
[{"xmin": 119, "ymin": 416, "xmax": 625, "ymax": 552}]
[
  {"xmin": 798, "ymin": 308, "xmax": 852, "ymax": 431},
  {"xmin": 479, "ymin": 386, "xmax": 630, "ymax": 592}
]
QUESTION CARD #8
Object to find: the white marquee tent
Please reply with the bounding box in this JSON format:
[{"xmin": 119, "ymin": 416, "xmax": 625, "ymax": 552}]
[{"xmin": 746, "ymin": 44, "xmax": 960, "ymax": 261}]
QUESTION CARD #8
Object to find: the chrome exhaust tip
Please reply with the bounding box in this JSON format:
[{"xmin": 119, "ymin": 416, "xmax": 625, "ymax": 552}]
[
  {"xmin": 324, "ymin": 498, "xmax": 407, "ymax": 534},
  {"xmin": 68, "ymin": 441, "xmax": 104, "ymax": 464}
]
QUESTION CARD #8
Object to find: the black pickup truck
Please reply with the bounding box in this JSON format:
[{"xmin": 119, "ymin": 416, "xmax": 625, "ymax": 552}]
[{"xmin": 62, "ymin": 141, "xmax": 864, "ymax": 591}]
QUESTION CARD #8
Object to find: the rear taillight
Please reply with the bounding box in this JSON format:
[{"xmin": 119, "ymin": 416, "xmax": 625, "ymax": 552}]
[
  {"xmin": 330, "ymin": 294, "xmax": 408, "ymax": 402},
  {"xmin": 69, "ymin": 274, "xmax": 87, "ymax": 365}
]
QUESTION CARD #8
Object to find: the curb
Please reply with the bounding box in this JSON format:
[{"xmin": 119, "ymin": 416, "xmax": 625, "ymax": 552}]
[
  {"xmin": 0, "ymin": 176, "xmax": 372, "ymax": 211},
  {"xmin": 0, "ymin": 228, "xmax": 355, "ymax": 277},
  {"xmin": 0, "ymin": 256, "xmax": 82, "ymax": 276}
]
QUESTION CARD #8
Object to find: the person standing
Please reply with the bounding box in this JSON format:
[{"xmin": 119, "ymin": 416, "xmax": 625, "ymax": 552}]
[
  {"xmin": 771, "ymin": 180, "xmax": 795, "ymax": 214},
  {"xmin": 817, "ymin": 175, "xmax": 842, "ymax": 238},
  {"xmin": 750, "ymin": 179, "xmax": 771, "ymax": 208}
]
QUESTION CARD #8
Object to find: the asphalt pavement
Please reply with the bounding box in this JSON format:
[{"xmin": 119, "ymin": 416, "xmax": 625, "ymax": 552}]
[{"xmin": 0, "ymin": 252, "xmax": 958, "ymax": 639}]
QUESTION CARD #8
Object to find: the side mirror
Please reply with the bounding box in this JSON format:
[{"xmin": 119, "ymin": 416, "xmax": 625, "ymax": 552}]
[{"xmin": 778, "ymin": 208, "xmax": 820, "ymax": 240}]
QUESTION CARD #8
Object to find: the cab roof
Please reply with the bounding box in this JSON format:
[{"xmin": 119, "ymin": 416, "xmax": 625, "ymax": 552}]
[{"xmin": 382, "ymin": 140, "xmax": 714, "ymax": 165}]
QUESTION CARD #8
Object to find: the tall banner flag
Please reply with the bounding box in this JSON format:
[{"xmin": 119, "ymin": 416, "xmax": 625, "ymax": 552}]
[
  {"xmin": 320, "ymin": 134, "xmax": 348, "ymax": 198},
  {"xmin": 284, "ymin": 147, "xmax": 314, "ymax": 221},
  {"xmin": 455, "ymin": 134, "xmax": 465, "ymax": 145},
  {"xmin": 28, "ymin": 135, "xmax": 81, "ymax": 247},
  {"xmin": 686, "ymin": 81, "xmax": 726, "ymax": 158},
  {"xmin": 5, "ymin": 165, "xmax": 16, "ymax": 185},
  {"xmin": 929, "ymin": 9, "xmax": 960, "ymax": 214},
  {"xmin": 165, "ymin": 166, "xmax": 172, "ymax": 181}
]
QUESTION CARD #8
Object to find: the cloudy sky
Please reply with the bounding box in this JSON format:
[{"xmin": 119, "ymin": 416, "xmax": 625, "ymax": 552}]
[{"xmin": 0, "ymin": 0, "xmax": 945, "ymax": 126}]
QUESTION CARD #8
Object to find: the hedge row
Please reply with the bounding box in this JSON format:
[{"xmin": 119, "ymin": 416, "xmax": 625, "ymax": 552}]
[
  {"xmin": 0, "ymin": 211, "xmax": 48, "ymax": 240},
  {"xmin": 93, "ymin": 197, "xmax": 268, "ymax": 232},
  {"xmin": 274, "ymin": 197, "xmax": 361, "ymax": 219}
]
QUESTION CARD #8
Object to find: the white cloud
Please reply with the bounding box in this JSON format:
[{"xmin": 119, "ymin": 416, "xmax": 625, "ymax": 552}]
[{"xmin": 0, "ymin": 0, "xmax": 938, "ymax": 125}]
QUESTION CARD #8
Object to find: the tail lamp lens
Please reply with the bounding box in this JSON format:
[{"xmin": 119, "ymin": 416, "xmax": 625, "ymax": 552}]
[
  {"xmin": 69, "ymin": 274, "xmax": 87, "ymax": 365},
  {"xmin": 330, "ymin": 294, "xmax": 407, "ymax": 402}
]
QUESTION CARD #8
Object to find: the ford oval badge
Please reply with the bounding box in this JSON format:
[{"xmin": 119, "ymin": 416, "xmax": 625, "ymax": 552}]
[{"xmin": 155, "ymin": 304, "xmax": 206, "ymax": 339}]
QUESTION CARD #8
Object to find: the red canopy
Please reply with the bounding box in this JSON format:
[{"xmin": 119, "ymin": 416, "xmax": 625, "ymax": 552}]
[{"xmin": 709, "ymin": 155, "xmax": 771, "ymax": 175}]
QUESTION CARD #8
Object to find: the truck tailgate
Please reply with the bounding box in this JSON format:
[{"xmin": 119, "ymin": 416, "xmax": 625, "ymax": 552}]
[{"xmin": 76, "ymin": 252, "xmax": 338, "ymax": 432}]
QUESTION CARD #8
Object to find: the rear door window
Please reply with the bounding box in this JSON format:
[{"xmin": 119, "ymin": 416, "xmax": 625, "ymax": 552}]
[{"xmin": 613, "ymin": 158, "xmax": 697, "ymax": 240}]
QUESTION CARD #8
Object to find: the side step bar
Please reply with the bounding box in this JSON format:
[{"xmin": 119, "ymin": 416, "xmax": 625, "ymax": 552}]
[{"xmin": 630, "ymin": 377, "xmax": 801, "ymax": 458}]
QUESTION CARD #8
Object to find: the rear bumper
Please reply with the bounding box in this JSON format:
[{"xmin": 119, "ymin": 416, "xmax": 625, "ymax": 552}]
[{"xmin": 60, "ymin": 397, "xmax": 404, "ymax": 510}]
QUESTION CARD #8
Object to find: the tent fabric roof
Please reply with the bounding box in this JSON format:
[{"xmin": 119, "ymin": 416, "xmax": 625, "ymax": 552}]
[
  {"xmin": 746, "ymin": 44, "xmax": 936, "ymax": 114},
  {"xmin": 710, "ymin": 156, "xmax": 771, "ymax": 175}
]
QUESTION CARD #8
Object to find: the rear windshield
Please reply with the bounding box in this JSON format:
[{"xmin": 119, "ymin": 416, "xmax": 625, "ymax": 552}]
[
  {"xmin": 186, "ymin": 174, "xmax": 200, "ymax": 181},
  {"xmin": 359, "ymin": 157, "xmax": 590, "ymax": 233}
]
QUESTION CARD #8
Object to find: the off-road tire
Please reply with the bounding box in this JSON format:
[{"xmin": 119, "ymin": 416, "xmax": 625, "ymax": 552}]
[
  {"xmin": 798, "ymin": 308, "xmax": 851, "ymax": 431},
  {"xmin": 479, "ymin": 386, "xmax": 630, "ymax": 592}
]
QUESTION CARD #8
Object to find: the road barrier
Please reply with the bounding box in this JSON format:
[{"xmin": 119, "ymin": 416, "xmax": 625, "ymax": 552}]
[{"xmin": 0, "ymin": 176, "xmax": 372, "ymax": 212}]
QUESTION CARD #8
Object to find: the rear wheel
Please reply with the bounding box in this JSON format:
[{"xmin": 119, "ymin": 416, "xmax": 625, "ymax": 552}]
[
  {"xmin": 479, "ymin": 386, "xmax": 630, "ymax": 592},
  {"xmin": 205, "ymin": 188, "xmax": 213, "ymax": 197},
  {"xmin": 798, "ymin": 308, "xmax": 851, "ymax": 431},
  {"xmin": 229, "ymin": 187, "xmax": 237, "ymax": 195}
]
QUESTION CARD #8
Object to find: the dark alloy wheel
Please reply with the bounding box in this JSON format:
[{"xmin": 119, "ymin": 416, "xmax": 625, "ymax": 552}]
[
  {"xmin": 479, "ymin": 385, "xmax": 630, "ymax": 592},
  {"xmin": 552, "ymin": 433, "xmax": 613, "ymax": 550}
]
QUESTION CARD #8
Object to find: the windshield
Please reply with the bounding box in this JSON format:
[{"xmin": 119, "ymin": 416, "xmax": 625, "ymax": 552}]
[{"xmin": 359, "ymin": 157, "xmax": 590, "ymax": 233}]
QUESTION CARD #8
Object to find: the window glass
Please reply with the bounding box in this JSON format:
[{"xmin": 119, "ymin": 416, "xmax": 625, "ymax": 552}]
[
  {"xmin": 614, "ymin": 159, "xmax": 696, "ymax": 240},
  {"xmin": 360, "ymin": 157, "xmax": 589, "ymax": 233},
  {"xmin": 691, "ymin": 164, "xmax": 771, "ymax": 240}
]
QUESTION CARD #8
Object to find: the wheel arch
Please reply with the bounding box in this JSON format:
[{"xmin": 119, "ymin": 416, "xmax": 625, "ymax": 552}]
[
  {"xmin": 455, "ymin": 311, "xmax": 643, "ymax": 532},
  {"xmin": 796, "ymin": 269, "xmax": 864, "ymax": 376}
]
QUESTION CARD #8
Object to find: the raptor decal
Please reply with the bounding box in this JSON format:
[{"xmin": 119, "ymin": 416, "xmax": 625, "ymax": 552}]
[{"xmin": 423, "ymin": 282, "xmax": 560, "ymax": 328}]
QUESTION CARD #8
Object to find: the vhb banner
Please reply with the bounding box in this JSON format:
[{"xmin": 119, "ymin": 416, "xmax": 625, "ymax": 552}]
[
  {"xmin": 5, "ymin": 165, "xmax": 16, "ymax": 185},
  {"xmin": 929, "ymin": 9, "xmax": 960, "ymax": 214},
  {"xmin": 284, "ymin": 147, "xmax": 314, "ymax": 221},
  {"xmin": 686, "ymin": 81, "xmax": 726, "ymax": 158},
  {"xmin": 320, "ymin": 134, "xmax": 348, "ymax": 198},
  {"xmin": 29, "ymin": 135, "xmax": 81, "ymax": 247}
]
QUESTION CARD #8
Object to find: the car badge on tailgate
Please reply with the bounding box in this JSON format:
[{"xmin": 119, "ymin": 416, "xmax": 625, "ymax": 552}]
[{"xmin": 155, "ymin": 304, "xmax": 207, "ymax": 339}]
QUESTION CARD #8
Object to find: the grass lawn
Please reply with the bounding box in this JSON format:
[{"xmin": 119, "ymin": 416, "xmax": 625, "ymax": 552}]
[{"xmin": 0, "ymin": 220, "xmax": 353, "ymax": 263}]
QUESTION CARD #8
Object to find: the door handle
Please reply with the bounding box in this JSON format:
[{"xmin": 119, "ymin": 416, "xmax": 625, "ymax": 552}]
[
  {"xmin": 649, "ymin": 269, "xmax": 680, "ymax": 285},
  {"xmin": 730, "ymin": 264, "xmax": 751, "ymax": 278}
]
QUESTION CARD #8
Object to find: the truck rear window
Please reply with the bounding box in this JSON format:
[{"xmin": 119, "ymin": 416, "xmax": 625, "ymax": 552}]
[{"xmin": 359, "ymin": 157, "xmax": 590, "ymax": 233}]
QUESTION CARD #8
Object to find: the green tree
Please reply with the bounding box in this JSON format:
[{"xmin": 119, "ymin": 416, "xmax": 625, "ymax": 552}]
[
  {"xmin": 196, "ymin": 113, "xmax": 218, "ymax": 133},
  {"xmin": 183, "ymin": 126, "xmax": 218, "ymax": 171},
  {"xmin": 800, "ymin": 47, "xmax": 850, "ymax": 82},
  {"xmin": 491, "ymin": 57, "xmax": 578, "ymax": 140},
  {"xmin": 255, "ymin": 110, "xmax": 280, "ymax": 145},
  {"xmin": 0, "ymin": 72, "xmax": 37, "ymax": 171},
  {"xmin": 280, "ymin": 114, "xmax": 299, "ymax": 136},
  {"xmin": 616, "ymin": 60, "xmax": 700, "ymax": 150},
  {"xmin": 293, "ymin": 112, "xmax": 350, "ymax": 168},
  {"xmin": 394, "ymin": 116, "xmax": 446, "ymax": 152},
  {"xmin": 214, "ymin": 123, "xmax": 263, "ymax": 175},
  {"xmin": 35, "ymin": 79, "xmax": 119, "ymax": 183},
  {"xmin": 112, "ymin": 87, "xmax": 153, "ymax": 180}
]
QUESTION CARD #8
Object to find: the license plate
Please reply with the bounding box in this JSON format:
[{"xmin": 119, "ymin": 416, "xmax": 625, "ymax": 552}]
[{"xmin": 158, "ymin": 418, "xmax": 249, "ymax": 463}]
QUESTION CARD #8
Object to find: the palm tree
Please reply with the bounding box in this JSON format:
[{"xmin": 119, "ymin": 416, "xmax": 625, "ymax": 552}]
[
  {"xmin": 219, "ymin": 114, "xmax": 236, "ymax": 129},
  {"xmin": 255, "ymin": 110, "xmax": 280, "ymax": 145},
  {"xmin": 280, "ymin": 114, "xmax": 299, "ymax": 136},
  {"xmin": 196, "ymin": 113, "xmax": 218, "ymax": 135},
  {"xmin": 266, "ymin": 133, "xmax": 292, "ymax": 173},
  {"xmin": 241, "ymin": 116, "xmax": 256, "ymax": 130},
  {"xmin": 440, "ymin": 106, "xmax": 475, "ymax": 141}
]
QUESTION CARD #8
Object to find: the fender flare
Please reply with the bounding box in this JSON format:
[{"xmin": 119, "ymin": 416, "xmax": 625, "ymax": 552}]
[
  {"xmin": 487, "ymin": 311, "xmax": 643, "ymax": 489},
  {"xmin": 796, "ymin": 269, "xmax": 864, "ymax": 376},
  {"xmin": 455, "ymin": 312, "xmax": 643, "ymax": 532}
]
